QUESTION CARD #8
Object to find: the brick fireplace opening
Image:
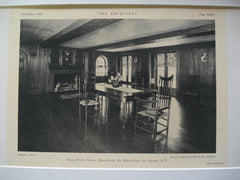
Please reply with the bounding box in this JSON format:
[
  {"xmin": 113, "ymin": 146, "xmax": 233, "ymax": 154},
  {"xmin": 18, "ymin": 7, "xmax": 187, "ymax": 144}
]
[
  {"xmin": 48, "ymin": 69, "xmax": 80, "ymax": 93},
  {"xmin": 54, "ymin": 74, "xmax": 78, "ymax": 92}
]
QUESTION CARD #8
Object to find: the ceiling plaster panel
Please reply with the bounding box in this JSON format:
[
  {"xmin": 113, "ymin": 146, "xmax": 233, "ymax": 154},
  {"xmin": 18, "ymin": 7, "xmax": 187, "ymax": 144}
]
[{"xmin": 20, "ymin": 19, "xmax": 85, "ymax": 44}]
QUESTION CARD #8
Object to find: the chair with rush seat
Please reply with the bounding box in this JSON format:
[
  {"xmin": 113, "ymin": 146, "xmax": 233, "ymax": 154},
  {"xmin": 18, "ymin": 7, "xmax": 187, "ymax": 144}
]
[
  {"xmin": 135, "ymin": 75, "xmax": 174, "ymax": 140},
  {"xmin": 79, "ymin": 74, "xmax": 100, "ymax": 124}
]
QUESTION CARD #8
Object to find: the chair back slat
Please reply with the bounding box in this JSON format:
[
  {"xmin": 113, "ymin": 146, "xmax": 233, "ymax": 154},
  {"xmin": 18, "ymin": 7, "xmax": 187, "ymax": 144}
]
[
  {"xmin": 135, "ymin": 75, "xmax": 174, "ymax": 118},
  {"xmin": 157, "ymin": 75, "xmax": 174, "ymax": 111}
]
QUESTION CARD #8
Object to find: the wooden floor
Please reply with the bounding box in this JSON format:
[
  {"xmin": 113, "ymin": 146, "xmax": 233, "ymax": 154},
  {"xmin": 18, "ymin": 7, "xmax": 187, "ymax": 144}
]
[{"xmin": 18, "ymin": 93, "xmax": 216, "ymax": 153}]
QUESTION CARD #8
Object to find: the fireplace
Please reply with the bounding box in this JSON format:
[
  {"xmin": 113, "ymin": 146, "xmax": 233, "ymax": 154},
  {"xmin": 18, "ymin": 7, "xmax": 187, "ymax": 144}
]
[
  {"xmin": 54, "ymin": 74, "xmax": 78, "ymax": 92},
  {"xmin": 48, "ymin": 68, "xmax": 80, "ymax": 93}
]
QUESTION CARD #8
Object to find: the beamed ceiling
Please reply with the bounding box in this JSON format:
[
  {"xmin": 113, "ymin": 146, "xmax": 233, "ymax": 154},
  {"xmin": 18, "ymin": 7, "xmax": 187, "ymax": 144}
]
[{"xmin": 20, "ymin": 19, "xmax": 215, "ymax": 52}]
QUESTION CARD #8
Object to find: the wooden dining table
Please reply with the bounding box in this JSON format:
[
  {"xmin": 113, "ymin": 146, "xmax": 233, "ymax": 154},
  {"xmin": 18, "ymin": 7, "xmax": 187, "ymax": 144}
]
[{"xmin": 94, "ymin": 83, "xmax": 157, "ymax": 127}]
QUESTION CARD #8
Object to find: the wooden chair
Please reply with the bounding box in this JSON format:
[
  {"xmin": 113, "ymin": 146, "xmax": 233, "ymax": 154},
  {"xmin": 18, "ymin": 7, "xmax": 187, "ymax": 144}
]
[
  {"xmin": 79, "ymin": 81, "xmax": 100, "ymax": 124},
  {"xmin": 135, "ymin": 75, "xmax": 174, "ymax": 139}
]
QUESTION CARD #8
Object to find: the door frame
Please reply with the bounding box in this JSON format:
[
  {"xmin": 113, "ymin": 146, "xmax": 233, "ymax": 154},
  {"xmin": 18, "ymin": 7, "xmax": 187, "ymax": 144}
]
[
  {"xmin": 19, "ymin": 48, "xmax": 29, "ymax": 96},
  {"xmin": 154, "ymin": 50, "xmax": 177, "ymax": 96}
]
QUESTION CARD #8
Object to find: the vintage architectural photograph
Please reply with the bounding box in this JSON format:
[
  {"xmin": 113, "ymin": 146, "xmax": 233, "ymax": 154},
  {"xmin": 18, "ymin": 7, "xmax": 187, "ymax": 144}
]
[{"xmin": 18, "ymin": 19, "xmax": 216, "ymax": 154}]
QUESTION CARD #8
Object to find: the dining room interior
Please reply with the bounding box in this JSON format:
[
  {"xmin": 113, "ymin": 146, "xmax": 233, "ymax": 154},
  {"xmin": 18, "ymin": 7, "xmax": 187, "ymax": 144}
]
[{"xmin": 18, "ymin": 19, "xmax": 216, "ymax": 153}]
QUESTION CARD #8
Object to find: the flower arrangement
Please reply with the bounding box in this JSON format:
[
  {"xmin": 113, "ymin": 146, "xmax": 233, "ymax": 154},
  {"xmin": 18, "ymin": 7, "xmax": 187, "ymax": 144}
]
[{"xmin": 108, "ymin": 72, "xmax": 122, "ymax": 87}]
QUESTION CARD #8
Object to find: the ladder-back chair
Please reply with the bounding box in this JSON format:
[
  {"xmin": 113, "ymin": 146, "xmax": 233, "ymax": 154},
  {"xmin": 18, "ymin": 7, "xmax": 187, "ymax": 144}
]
[
  {"xmin": 135, "ymin": 75, "xmax": 174, "ymax": 139},
  {"xmin": 79, "ymin": 75, "xmax": 100, "ymax": 124}
]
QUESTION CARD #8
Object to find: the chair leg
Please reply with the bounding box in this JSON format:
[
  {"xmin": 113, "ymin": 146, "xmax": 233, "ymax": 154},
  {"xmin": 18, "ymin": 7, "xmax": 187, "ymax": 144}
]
[
  {"xmin": 85, "ymin": 105, "xmax": 88, "ymax": 125},
  {"xmin": 79, "ymin": 105, "xmax": 82, "ymax": 121},
  {"xmin": 166, "ymin": 120, "xmax": 169, "ymax": 137},
  {"xmin": 166, "ymin": 109, "xmax": 171, "ymax": 137},
  {"xmin": 84, "ymin": 120, "xmax": 88, "ymax": 142},
  {"xmin": 135, "ymin": 113, "xmax": 138, "ymax": 133},
  {"xmin": 154, "ymin": 118, "xmax": 157, "ymax": 140}
]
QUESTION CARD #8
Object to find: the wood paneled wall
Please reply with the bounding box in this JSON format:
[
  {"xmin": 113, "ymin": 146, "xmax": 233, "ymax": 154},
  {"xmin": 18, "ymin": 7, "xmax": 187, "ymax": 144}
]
[
  {"xmin": 177, "ymin": 44, "xmax": 216, "ymax": 106},
  {"xmin": 20, "ymin": 45, "xmax": 50, "ymax": 95},
  {"xmin": 177, "ymin": 46, "xmax": 215, "ymax": 88}
]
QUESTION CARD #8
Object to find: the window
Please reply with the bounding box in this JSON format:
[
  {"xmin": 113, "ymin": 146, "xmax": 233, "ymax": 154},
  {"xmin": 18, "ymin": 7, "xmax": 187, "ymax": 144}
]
[
  {"xmin": 96, "ymin": 55, "xmax": 108, "ymax": 76},
  {"xmin": 121, "ymin": 56, "xmax": 132, "ymax": 82}
]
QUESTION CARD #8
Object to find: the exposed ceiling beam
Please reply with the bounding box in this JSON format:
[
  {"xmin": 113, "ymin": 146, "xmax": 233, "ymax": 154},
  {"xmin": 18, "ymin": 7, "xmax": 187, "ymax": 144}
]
[
  {"xmin": 98, "ymin": 34, "xmax": 215, "ymax": 52},
  {"xmin": 41, "ymin": 19, "xmax": 122, "ymax": 48},
  {"xmin": 91, "ymin": 23, "xmax": 215, "ymax": 51}
]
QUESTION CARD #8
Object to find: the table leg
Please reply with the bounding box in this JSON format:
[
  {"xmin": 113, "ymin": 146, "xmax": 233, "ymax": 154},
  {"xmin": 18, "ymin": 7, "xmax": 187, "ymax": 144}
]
[
  {"xmin": 85, "ymin": 102, "xmax": 88, "ymax": 126},
  {"xmin": 122, "ymin": 97, "xmax": 127, "ymax": 129},
  {"xmin": 79, "ymin": 104, "xmax": 82, "ymax": 129}
]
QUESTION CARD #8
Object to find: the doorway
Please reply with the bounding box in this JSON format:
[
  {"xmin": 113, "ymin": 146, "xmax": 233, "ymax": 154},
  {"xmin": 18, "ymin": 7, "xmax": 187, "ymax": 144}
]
[
  {"xmin": 156, "ymin": 52, "xmax": 177, "ymax": 95},
  {"xmin": 120, "ymin": 55, "xmax": 132, "ymax": 83},
  {"xmin": 19, "ymin": 50, "xmax": 28, "ymax": 96}
]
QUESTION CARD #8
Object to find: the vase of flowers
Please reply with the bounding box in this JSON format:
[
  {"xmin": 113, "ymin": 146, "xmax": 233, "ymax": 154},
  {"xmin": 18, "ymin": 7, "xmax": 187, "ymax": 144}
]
[{"xmin": 108, "ymin": 72, "xmax": 122, "ymax": 87}]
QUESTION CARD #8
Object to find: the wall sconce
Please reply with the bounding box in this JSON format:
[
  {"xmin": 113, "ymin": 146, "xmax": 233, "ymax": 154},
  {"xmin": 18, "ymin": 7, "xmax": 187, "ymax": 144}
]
[
  {"xmin": 200, "ymin": 52, "xmax": 208, "ymax": 63},
  {"xmin": 133, "ymin": 57, "xmax": 139, "ymax": 64}
]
